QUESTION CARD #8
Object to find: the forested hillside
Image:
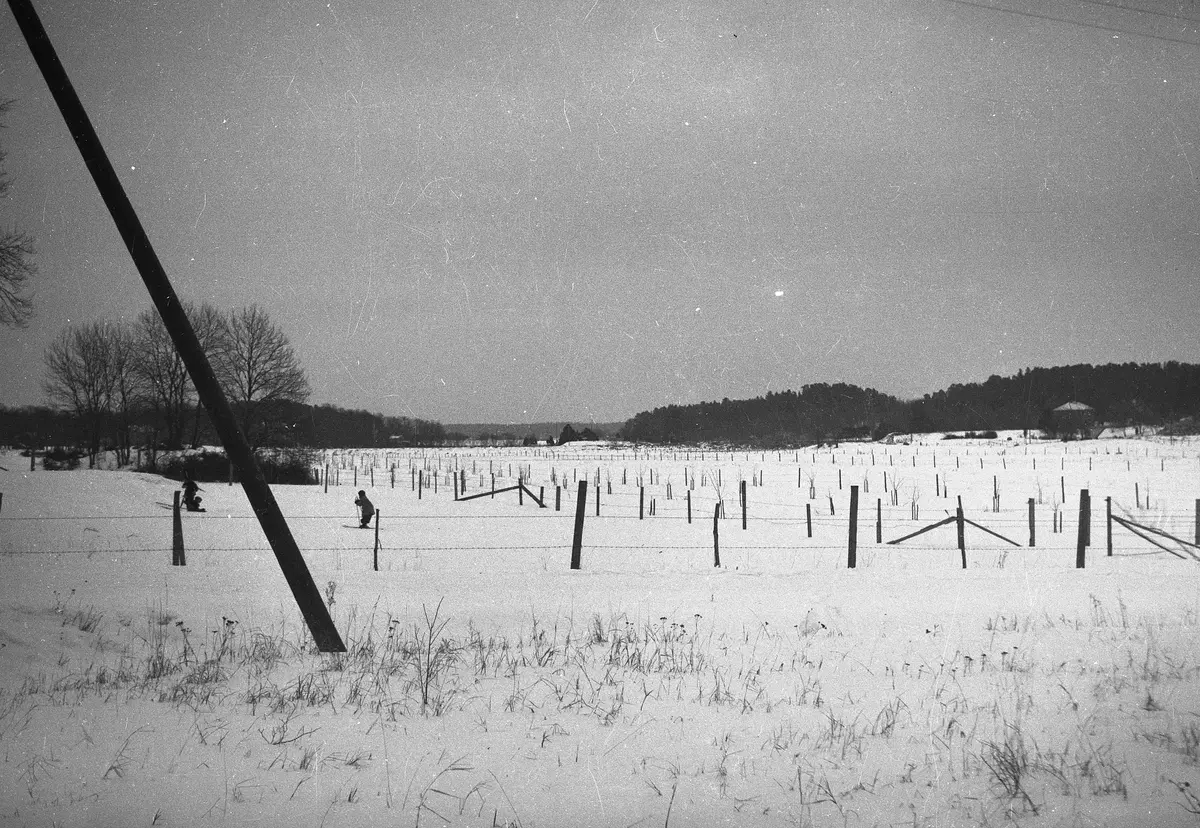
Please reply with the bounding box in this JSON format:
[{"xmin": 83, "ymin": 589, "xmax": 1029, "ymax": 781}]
[
  {"xmin": 910, "ymin": 362, "xmax": 1200, "ymax": 433},
  {"xmin": 619, "ymin": 362, "xmax": 1200, "ymax": 446},
  {"xmin": 620, "ymin": 383, "xmax": 907, "ymax": 446}
]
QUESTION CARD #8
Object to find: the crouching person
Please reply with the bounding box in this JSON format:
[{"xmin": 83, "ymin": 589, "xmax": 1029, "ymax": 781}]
[{"xmin": 354, "ymin": 490, "xmax": 375, "ymax": 528}]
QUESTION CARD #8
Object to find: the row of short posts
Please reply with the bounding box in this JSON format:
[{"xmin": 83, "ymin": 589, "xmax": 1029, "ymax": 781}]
[
  {"xmin": 321, "ymin": 461, "xmax": 1165, "ymax": 519},
  {"xmin": 165, "ymin": 480, "xmax": 1200, "ymax": 574},
  {"xmin": 305, "ymin": 466, "xmax": 1200, "ymax": 572}
]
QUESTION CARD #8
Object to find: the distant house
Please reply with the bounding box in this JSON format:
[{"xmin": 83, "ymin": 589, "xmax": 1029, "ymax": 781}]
[{"xmin": 1050, "ymin": 401, "xmax": 1096, "ymax": 436}]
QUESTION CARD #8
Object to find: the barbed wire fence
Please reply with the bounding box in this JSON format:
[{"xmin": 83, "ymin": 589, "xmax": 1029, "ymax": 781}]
[{"xmin": 5, "ymin": 477, "xmax": 1197, "ymax": 568}]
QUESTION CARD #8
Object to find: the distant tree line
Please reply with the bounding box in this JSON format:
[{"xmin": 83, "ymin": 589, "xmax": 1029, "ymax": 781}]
[
  {"xmin": 619, "ymin": 363, "xmax": 1200, "ymax": 446},
  {"xmin": 24, "ymin": 303, "xmax": 310, "ymax": 465},
  {"xmin": 620, "ymin": 383, "xmax": 907, "ymax": 446},
  {"xmin": 1, "ymin": 301, "xmax": 453, "ymax": 460},
  {"xmin": 2, "ymin": 299, "xmax": 477, "ymax": 458},
  {"xmin": 908, "ymin": 363, "xmax": 1200, "ymax": 434},
  {"xmin": 3, "ymin": 312, "xmax": 455, "ymax": 460},
  {"xmin": 465, "ymin": 424, "xmax": 608, "ymax": 446},
  {"xmin": 278, "ymin": 402, "xmax": 448, "ymax": 448}
]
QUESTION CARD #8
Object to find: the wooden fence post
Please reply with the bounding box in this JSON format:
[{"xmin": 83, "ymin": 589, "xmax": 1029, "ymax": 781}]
[
  {"xmin": 806, "ymin": 502, "xmax": 812, "ymax": 538},
  {"xmin": 741, "ymin": 480, "xmax": 748, "ymax": 530},
  {"xmin": 713, "ymin": 503, "xmax": 721, "ymax": 567},
  {"xmin": 1028, "ymin": 498, "xmax": 1035, "ymax": 547},
  {"xmin": 956, "ymin": 496, "xmax": 966, "ymax": 569},
  {"xmin": 570, "ymin": 481, "xmax": 586, "ymax": 570},
  {"xmin": 1082, "ymin": 489, "xmax": 1091, "ymax": 548},
  {"xmin": 639, "ymin": 486, "xmax": 644, "ymax": 520},
  {"xmin": 1107, "ymin": 496, "xmax": 1113, "ymax": 557},
  {"xmin": 373, "ymin": 510, "xmax": 380, "ymax": 572},
  {"xmin": 848, "ymin": 486, "xmax": 858, "ymax": 568},
  {"xmin": 596, "ymin": 484, "xmax": 600, "ymax": 517},
  {"xmin": 418, "ymin": 470, "xmax": 423, "ymax": 500},
  {"xmin": 1076, "ymin": 489, "xmax": 1089, "ymax": 569},
  {"xmin": 172, "ymin": 491, "xmax": 185, "ymax": 566},
  {"xmin": 876, "ymin": 498, "xmax": 882, "ymax": 544},
  {"xmin": 687, "ymin": 489, "xmax": 692, "ymax": 524}
]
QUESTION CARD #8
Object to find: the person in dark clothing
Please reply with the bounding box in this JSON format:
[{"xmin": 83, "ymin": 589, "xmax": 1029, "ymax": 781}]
[
  {"xmin": 181, "ymin": 475, "xmax": 204, "ymax": 512},
  {"xmin": 354, "ymin": 490, "xmax": 375, "ymax": 528}
]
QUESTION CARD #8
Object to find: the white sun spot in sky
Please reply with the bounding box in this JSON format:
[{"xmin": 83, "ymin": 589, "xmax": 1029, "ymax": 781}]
[{"xmin": 774, "ymin": 290, "xmax": 785, "ymax": 297}]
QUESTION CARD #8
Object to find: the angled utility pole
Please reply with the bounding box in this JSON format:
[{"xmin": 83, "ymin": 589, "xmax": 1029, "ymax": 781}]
[{"xmin": 8, "ymin": 0, "xmax": 345, "ymax": 651}]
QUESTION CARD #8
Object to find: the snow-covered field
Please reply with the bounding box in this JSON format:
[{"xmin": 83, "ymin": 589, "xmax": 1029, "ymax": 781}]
[{"xmin": 2, "ymin": 436, "xmax": 1199, "ymax": 827}]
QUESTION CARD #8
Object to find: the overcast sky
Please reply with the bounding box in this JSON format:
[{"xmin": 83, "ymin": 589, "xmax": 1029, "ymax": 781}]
[{"xmin": 1, "ymin": 0, "xmax": 1198, "ymax": 424}]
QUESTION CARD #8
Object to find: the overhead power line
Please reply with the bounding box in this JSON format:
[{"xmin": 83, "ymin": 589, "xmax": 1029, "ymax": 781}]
[
  {"xmin": 938, "ymin": 0, "xmax": 1200, "ymax": 46},
  {"xmin": 1071, "ymin": 0, "xmax": 1200, "ymax": 27}
]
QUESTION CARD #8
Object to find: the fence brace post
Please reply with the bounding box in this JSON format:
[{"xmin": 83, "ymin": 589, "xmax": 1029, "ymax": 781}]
[
  {"xmin": 848, "ymin": 485, "xmax": 859, "ymax": 568},
  {"xmin": 172, "ymin": 491, "xmax": 185, "ymax": 566},
  {"xmin": 1108, "ymin": 496, "xmax": 1113, "ymax": 557},
  {"xmin": 956, "ymin": 496, "xmax": 966, "ymax": 569},
  {"xmin": 570, "ymin": 481, "xmax": 586, "ymax": 570},
  {"xmin": 713, "ymin": 503, "xmax": 721, "ymax": 567},
  {"xmin": 1076, "ymin": 489, "xmax": 1089, "ymax": 569}
]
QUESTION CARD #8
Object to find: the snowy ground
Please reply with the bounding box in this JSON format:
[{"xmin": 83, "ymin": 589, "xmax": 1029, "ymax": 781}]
[{"xmin": 2, "ymin": 436, "xmax": 1200, "ymax": 827}]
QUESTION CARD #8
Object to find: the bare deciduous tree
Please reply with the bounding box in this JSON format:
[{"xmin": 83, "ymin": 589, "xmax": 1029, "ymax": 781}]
[
  {"xmin": 108, "ymin": 323, "xmax": 141, "ymax": 465},
  {"xmin": 135, "ymin": 306, "xmax": 191, "ymax": 450},
  {"xmin": 187, "ymin": 301, "xmax": 231, "ymax": 448},
  {"xmin": 0, "ymin": 99, "xmax": 35, "ymax": 328},
  {"xmin": 217, "ymin": 304, "xmax": 309, "ymax": 448},
  {"xmin": 43, "ymin": 321, "xmax": 121, "ymax": 463},
  {"xmin": 137, "ymin": 301, "xmax": 226, "ymax": 450}
]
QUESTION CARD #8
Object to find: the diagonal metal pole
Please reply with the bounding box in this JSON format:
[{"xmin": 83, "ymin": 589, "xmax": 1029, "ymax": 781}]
[
  {"xmin": 886, "ymin": 515, "xmax": 956, "ymax": 545},
  {"xmin": 961, "ymin": 518, "xmax": 1022, "ymax": 547},
  {"xmin": 8, "ymin": 0, "xmax": 345, "ymax": 651},
  {"xmin": 1110, "ymin": 514, "xmax": 1190, "ymax": 560}
]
